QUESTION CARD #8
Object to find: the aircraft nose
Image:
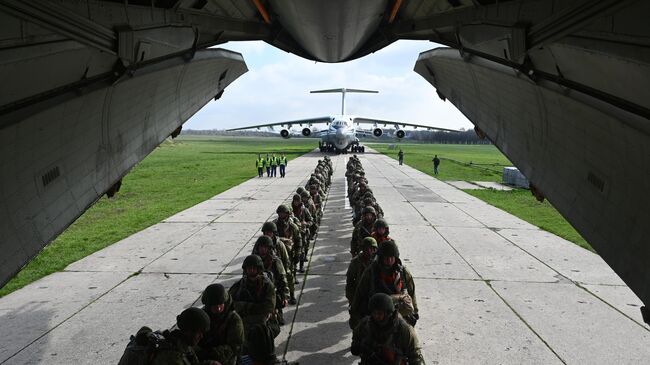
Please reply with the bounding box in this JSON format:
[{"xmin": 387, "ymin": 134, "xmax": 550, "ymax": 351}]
[{"xmin": 336, "ymin": 129, "xmax": 344, "ymax": 137}]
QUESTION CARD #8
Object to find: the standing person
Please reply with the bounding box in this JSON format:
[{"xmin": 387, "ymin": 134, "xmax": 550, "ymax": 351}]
[
  {"xmin": 270, "ymin": 153, "xmax": 278, "ymax": 177},
  {"xmin": 256, "ymin": 154, "xmax": 264, "ymax": 178},
  {"xmin": 351, "ymin": 293, "xmax": 424, "ymax": 365},
  {"xmin": 398, "ymin": 149, "xmax": 404, "ymax": 165},
  {"xmin": 279, "ymin": 153, "xmax": 287, "ymax": 177},
  {"xmin": 265, "ymin": 154, "xmax": 271, "ymax": 177},
  {"xmin": 432, "ymin": 154, "xmax": 440, "ymax": 175},
  {"xmin": 197, "ymin": 284, "xmax": 244, "ymax": 365}
]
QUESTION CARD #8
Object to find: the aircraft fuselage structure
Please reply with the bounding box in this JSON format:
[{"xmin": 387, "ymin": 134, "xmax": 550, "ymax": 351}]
[
  {"xmin": 1, "ymin": 0, "xmax": 649, "ymax": 324},
  {"xmin": 321, "ymin": 117, "xmax": 359, "ymax": 152}
]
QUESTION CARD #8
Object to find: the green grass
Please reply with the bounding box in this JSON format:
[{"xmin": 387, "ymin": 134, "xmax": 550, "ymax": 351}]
[
  {"xmin": 0, "ymin": 136, "xmax": 316, "ymax": 298},
  {"xmin": 369, "ymin": 142, "xmax": 591, "ymax": 252},
  {"xmin": 367, "ymin": 143, "xmax": 511, "ymax": 182},
  {"xmin": 466, "ymin": 189, "xmax": 592, "ymax": 251}
]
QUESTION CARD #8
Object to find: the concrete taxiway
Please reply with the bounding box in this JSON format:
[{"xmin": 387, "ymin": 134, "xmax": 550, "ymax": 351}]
[{"xmin": 1, "ymin": 150, "xmax": 648, "ymax": 364}]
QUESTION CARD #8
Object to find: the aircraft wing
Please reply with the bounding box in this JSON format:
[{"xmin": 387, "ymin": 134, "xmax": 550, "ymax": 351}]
[
  {"xmin": 227, "ymin": 116, "xmax": 333, "ymax": 131},
  {"xmin": 352, "ymin": 117, "xmax": 460, "ymax": 132}
]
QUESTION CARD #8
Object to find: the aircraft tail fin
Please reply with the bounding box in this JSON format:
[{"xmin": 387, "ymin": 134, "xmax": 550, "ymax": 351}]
[{"xmin": 309, "ymin": 88, "xmax": 378, "ymax": 115}]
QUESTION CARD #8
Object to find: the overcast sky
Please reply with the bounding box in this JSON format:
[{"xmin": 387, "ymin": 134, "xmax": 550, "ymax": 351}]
[{"xmin": 185, "ymin": 40, "xmax": 474, "ymax": 131}]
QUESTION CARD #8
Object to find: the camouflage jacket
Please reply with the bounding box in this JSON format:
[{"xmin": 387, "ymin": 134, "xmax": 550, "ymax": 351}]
[
  {"xmin": 254, "ymin": 251, "xmax": 289, "ymax": 301},
  {"xmin": 229, "ymin": 275, "xmax": 276, "ymax": 326},
  {"xmin": 350, "ymin": 220, "xmax": 374, "ymax": 256},
  {"xmin": 292, "ymin": 203, "xmax": 313, "ymax": 226},
  {"xmin": 350, "ymin": 259, "xmax": 417, "ymax": 329},
  {"xmin": 345, "ymin": 254, "xmax": 373, "ymax": 303},
  {"xmin": 274, "ymin": 217, "xmax": 302, "ymax": 253},
  {"xmin": 152, "ymin": 330, "xmax": 204, "ymax": 365},
  {"xmin": 197, "ymin": 302, "xmax": 244, "ymax": 365},
  {"xmin": 270, "ymin": 235, "xmax": 291, "ymax": 275},
  {"xmin": 351, "ymin": 313, "xmax": 424, "ymax": 365}
]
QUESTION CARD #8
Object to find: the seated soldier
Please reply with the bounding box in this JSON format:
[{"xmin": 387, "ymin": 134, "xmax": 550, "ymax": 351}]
[
  {"xmin": 152, "ymin": 307, "xmax": 213, "ymax": 365},
  {"xmin": 349, "ymin": 240, "xmax": 418, "ymax": 329},
  {"xmin": 350, "ymin": 206, "xmax": 377, "ymax": 257},
  {"xmin": 371, "ymin": 218, "xmax": 391, "ymax": 245},
  {"xmin": 351, "ymin": 293, "xmax": 424, "ymax": 365},
  {"xmin": 197, "ymin": 284, "xmax": 244, "ymax": 365},
  {"xmin": 252, "ymin": 236, "xmax": 289, "ymax": 325},
  {"xmin": 229, "ymin": 255, "xmax": 278, "ymax": 364},
  {"xmin": 345, "ymin": 237, "xmax": 378, "ymax": 304}
]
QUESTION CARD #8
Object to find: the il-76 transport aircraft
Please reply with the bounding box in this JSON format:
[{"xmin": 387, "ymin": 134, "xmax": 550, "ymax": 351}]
[{"xmin": 228, "ymin": 88, "xmax": 458, "ymax": 153}]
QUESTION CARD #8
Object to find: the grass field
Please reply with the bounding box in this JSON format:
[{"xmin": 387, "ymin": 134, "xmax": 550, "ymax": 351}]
[
  {"xmin": 368, "ymin": 142, "xmax": 592, "ymax": 252},
  {"xmin": 0, "ymin": 136, "xmax": 316, "ymax": 297},
  {"xmin": 1, "ymin": 137, "xmax": 592, "ymax": 297},
  {"xmin": 368, "ymin": 143, "xmax": 511, "ymax": 182}
]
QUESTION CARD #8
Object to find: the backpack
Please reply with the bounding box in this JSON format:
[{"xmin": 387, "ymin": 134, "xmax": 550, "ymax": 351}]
[{"xmin": 117, "ymin": 326, "xmax": 167, "ymax": 365}]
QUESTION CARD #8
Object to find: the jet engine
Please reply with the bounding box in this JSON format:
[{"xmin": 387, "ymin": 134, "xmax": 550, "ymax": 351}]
[
  {"xmin": 280, "ymin": 129, "xmax": 291, "ymax": 138},
  {"xmin": 302, "ymin": 128, "xmax": 311, "ymax": 137},
  {"xmin": 396, "ymin": 129, "xmax": 406, "ymax": 139},
  {"xmin": 373, "ymin": 128, "xmax": 383, "ymax": 137}
]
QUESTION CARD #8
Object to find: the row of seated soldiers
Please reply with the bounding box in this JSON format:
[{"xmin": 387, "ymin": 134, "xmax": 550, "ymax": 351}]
[
  {"xmin": 119, "ymin": 158, "xmax": 332, "ymax": 365},
  {"xmin": 344, "ymin": 156, "xmax": 425, "ymax": 365}
]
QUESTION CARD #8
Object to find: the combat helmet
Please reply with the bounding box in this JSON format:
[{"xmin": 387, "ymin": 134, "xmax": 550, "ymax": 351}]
[
  {"xmin": 201, "ymin": 283, "xmax": 229, "ymax": 306},
  {"xmin": 261, "ymin": 221, "xmax": 277, "ymax": 233},
  {"xmin": 377, "ymin": 239, "xmax": 399, "ymax": 259},
  {"xmin": 242, "ymin": 254, "xmax": 264, "ymax": 271},
  {"xmin": 176, "ymin": 307, "xmax": 210, "ymax": 333},
  {"xmin": 361, "ymin": 206, "xmax": 377, "ymax": 216},
  {"xmin": 360, "ymin": 237, "xmax": 378, "ymax": 250},
  {"xmin": 368, "ymin": 293, "xmax": 396, "ymax": 314},
  {"xmin": 297, "ymin": 187, "xmax": 306, "ymax": 195},
  {"xmin": 373, "ymin": 218, "xmax": 389, "ymax": 230},
  {"xmin": 300, "ymin": 190, "xmax": 311, "ymax": 200},
  {"xmin": 255, "ymin": 235, "xmax": 274, "ymax": 249},
  {"xmin": 276, "ymin": 204, "xmax": 291, "ymax": 214}
]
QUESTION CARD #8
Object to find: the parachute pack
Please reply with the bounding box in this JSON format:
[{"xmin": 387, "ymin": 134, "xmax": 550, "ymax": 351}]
[{"xmin": 117, "ymin": 326, "xmax": 168, "ymax": 365}]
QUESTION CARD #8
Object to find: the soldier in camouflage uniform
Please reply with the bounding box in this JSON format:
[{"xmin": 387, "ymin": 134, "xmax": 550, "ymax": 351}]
[
  {"xmin": 252, "ymin": 235, "xmax": 289, "ymax": 325},
  {"xmin": 363, "ymin": 196, "xmax": 384, "ymax": 219},
  {"xmin": 301, "ymin": 190, "xmax": 320, "ymax": 228},
  {"xmin": 261, "ymin": 221, "xmax": 296, "ymax": 304},
  {"xmin": 350, "ymin": 240, "xmax": 418, "ymax": 329},
  {"xmin": 197, "ymin": 284, "xmax": 244, "ymax": 365},
  {"xmin": 310, "ymin": 184, "xmax": 323, "ymax": 215},
  {"xmin": 346, "ymin": 236, "xmax": 378, "ymax": 304},
  {"xmin": 350, "ymin": 206, "xmax": 377, "ymax": 257},
  {"xmin": 229, "ymin": 255, "xmax": 278, "ymax": 364},
  {"xmin": 274, "ymin": 204, "xmax": 302, "ymax": 282},
  {"xmin": 351, "ymin": 293, "xmax": 424, "ymax": 365},
  {"xmin": 371, "ymin": 218, "xmax": 391, "ymax": 246},
  {"xmin": 291, "ymin": 194, "xmax": 313, "ymax": 272},
  {"xmin": 152, "ymin": 307, "xmax": 214, "ymax": 365}
]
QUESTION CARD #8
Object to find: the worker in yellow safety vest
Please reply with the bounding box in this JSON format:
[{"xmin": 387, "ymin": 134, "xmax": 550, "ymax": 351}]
[
  {"xmin": 256, "ymin": 154, "xmax": 265, "ymax": 178},
  {"xmin": 279, "ymin": 154, "xmax": 288, "ymax": 178}
]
